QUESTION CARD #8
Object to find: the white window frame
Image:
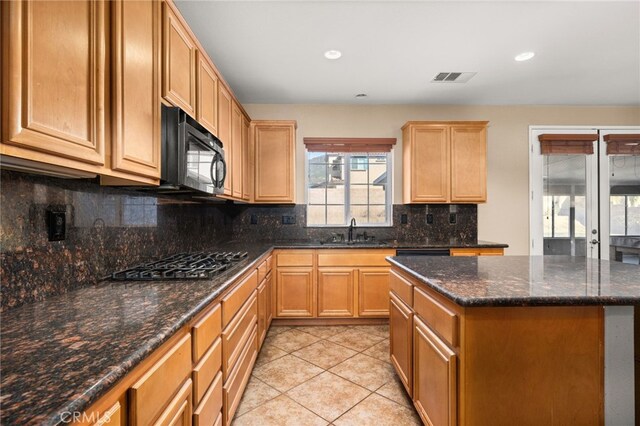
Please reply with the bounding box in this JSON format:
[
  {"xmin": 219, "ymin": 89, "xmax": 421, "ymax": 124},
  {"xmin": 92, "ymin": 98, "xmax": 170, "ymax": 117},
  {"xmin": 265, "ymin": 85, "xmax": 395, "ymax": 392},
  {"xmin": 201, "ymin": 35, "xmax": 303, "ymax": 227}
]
[{"xmin": 305, "ymin": 150, "xmax": 393, "ymax": 227}]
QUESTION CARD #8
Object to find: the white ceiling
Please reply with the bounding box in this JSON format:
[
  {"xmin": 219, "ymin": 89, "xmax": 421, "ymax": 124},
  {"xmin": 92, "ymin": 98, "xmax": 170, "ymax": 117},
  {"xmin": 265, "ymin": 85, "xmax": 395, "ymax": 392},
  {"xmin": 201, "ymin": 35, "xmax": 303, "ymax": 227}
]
[{"xmin": 175, "ymin": 1, "xmax": 640, "ymax": 105}]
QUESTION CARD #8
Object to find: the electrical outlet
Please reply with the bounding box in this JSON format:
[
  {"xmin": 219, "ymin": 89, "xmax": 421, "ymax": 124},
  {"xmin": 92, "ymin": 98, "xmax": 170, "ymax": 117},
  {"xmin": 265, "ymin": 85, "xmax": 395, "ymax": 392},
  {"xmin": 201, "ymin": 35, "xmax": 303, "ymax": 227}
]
[
  {"xmin": 250, "ymin": 214, "xmax": 258, "ymax": 225},
  {"xmin": 449, "ymin": 213, "xmax": 457, "ymax": 224},
  {"xmin": 400, "ymin": 214, "xmax": 408, "ymax": 224},
  {"xmin": 426, "ymin": 213, "xmax": 434, "ymax": 224},
  {"xmin": 47, "ymin": 209, "xmax": 66, "ymax": 241},
  {"xmin": 282, "ymin": 215, "xmax": 296, "ymax": 225}
]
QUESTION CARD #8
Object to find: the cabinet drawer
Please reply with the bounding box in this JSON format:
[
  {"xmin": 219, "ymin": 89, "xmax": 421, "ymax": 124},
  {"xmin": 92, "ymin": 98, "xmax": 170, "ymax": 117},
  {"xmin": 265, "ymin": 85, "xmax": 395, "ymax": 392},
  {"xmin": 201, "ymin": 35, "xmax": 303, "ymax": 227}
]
[
  {"xmin": 389, "ymin": 270, "xmax": 413, "ymax": 307},
  {"xmin": 193, "ymin": 337, "xmax": 222, "ymax": 406},
  {"xmin": 153, "ymin": 378, "xmax": 192, "ymax": 426},
  {"xmin": 276, "ymin": 250, "xmax": 314, "ymax": 267},
  {"xmin": 194, "ymin": 371, "xmax": 223, "ymax": 426},
  {"xmin": 129, "ymin": 333, "xmax": 191, "ymax": 425},
  {"xmin": 224, "ymin": 326, "xmax": 258, "ymax": 425},
  {"xmin": 258, "ymin": 260, "xmax": 268, "ymax": 283},
  {"xmin": 414, "ymin": 287, "xmax": 458, "ymax": 347},
  {"xmin": 266, "ymin": 255, "xmax": 273, "ymax": 273},
  {"xmin": 93, "ymin": 402, "xmax": 122, "ymax": 426},
  {"xmin": 222, "ymin": 292, "xmax": 257, "ymax": 379},
  {"xmin": 192, "ymin": 303, "xmax": 221, "ymax": 362},
  {"xmin": 222, "ymin": 269, "xmax": 258, "ymax": 327},
  {"xmin": 317, "ymin": 249, "xmax": 395, "ymax": 267}
]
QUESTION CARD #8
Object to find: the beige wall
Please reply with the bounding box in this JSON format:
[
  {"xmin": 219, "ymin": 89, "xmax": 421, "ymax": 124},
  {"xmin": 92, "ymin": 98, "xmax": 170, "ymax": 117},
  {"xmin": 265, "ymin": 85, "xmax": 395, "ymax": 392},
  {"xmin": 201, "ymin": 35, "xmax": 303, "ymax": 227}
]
[{"xmin": 244, "ymin": 104, "xmax": 640, "ymax": 255}]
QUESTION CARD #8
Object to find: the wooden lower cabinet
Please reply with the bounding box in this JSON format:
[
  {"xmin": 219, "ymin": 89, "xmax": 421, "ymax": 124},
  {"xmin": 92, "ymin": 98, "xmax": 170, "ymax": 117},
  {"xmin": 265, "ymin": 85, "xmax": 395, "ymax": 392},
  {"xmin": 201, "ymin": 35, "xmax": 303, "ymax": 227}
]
[
  {"xmin": 129, "ymin": 334, "xmax": 192, "ymax": 425},
  {"xmin": 358, "ymin": 268, "xmax": 390, "ymax": 317},
  {"xmin": 265, "ymin": 272, "xmax": 274, "ymax": 328},
  {"xmin": 154, "ymin": 379, "xmax": 193, "ymax": 426},
  {"xmin": 389, "ymin": 292, "xmax": 413, "ymax": 396},
  {"xmin": 449, "ymin": 247, "xmax": 504, "ymax": 256},
  {"xmin": 223, "ymin": 327, "xmax": 258, "ymax": 425},
  {"xmin": 389, "ymin": 265, "xmax": 604, "ymax": 425},
  {"xmin": 276, "ymin": 267, "xmax": 315, "ymax": 317},
  {"xmin": 77, "ymin": 253, "xmax": 274, "ymax": 426},
  {"xmin": 413, "ymin": 316, "xmax": 457, "ymax": 426},
  {"xmin": 317, "ymin": 267, "xmax": 355, "ymax": 317},
  {"xmin": 257, "ymin": 280, "xmax": 268, "ymax": 346}
]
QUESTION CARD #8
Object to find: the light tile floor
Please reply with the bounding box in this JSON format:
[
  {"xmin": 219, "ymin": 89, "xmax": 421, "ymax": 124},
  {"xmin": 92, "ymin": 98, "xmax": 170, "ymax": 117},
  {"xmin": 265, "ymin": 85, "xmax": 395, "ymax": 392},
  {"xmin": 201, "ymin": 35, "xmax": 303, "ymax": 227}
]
[{"xmin": 233, "ymin": 325, "xmax": 422, "ymax": 425}]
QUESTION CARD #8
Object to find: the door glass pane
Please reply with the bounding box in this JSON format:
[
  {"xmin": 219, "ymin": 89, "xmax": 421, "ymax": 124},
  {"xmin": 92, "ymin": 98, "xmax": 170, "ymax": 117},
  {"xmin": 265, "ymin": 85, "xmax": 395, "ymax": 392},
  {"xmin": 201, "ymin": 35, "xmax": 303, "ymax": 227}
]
[
  {"xmin": 543, "ymin": 155, "xmax": 587, "ymax": 256},
  {"xmin": 609, "ymin": 155, "xmax": 640, "ymax": 264}
]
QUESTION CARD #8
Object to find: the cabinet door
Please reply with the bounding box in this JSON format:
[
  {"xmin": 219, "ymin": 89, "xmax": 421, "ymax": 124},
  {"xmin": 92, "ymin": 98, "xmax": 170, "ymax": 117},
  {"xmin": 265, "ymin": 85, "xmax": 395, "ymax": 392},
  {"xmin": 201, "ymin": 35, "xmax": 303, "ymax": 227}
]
[
  {"xmin": 196, "ymin": 54, "xmax": 218, "ymax": 135},
  {"xmin": 2, "ymin": 0, "xmax": 106, "ymax": 165},
  {"xmin": 358, "ymin": 268, "xmax": 390, "ymax": 317},
  {"xmin": 253, "ymin": 122, "xmax": 296, "ymax": 203},
  {"xmin": 406, "ymin": 125, "xmax": 449, "ymax": 203},
  {"xmin": 450, "ymin": 125, "xmax": 487, "ymax": 202},
  {"xmin": 265, "ymin": 272, "xmax": 274, "ymax": 327},
  {"xmin": 276, "ymin": 267, "xmax": 314, "ymax": 317},
  {"xmin": 257, "ymin": 281, "xmax": 267, "ymax": 347},
  {"xmin": 111, "ymin": 0, "xmax": 161, "ymax": 179},
  {"xmin": 231, "ymin": 102, "xmax": 243, "ymax": 199},
  {"xmin": 414, "ymin": 316, "xmax": 457, "ymax": 426},
  {"xmin": 242, "ymin": 117, "xmax": 251, "ymax": 201},
  {"xmin": 390, "ymin": 292, "xmax": 413, "ymax": 396},
  {"xmin": 162, "ymin": 2, "xmax": 196, "ymax": 116},
  {"xmin": 317, "ymin": 268, "xmax": 355, "ymax": 317},
  {"xmin": 218, "ymin": 85, "xmax": 232, "ymax": 196}
]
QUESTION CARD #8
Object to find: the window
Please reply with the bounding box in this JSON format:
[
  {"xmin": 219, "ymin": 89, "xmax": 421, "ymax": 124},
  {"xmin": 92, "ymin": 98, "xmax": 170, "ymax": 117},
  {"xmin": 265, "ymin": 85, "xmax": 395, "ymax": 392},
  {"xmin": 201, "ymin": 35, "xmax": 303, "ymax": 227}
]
[
  {"xmin": 611, "ymin": 195, "xmax": 640, "ymax": 236},
  {"xmin": 307, "ymin": 152, "xmax": 392, "ymax": 226}
]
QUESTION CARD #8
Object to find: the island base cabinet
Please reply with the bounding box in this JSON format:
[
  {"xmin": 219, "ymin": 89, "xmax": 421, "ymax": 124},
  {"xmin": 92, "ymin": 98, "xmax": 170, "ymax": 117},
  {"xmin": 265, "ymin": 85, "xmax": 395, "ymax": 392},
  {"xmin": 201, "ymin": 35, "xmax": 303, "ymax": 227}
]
[
  {"xmin": 390, "ymin": 292, "xmax": 413, "ymax": 396},
  {"xmin": 459, "ymin": 306, "xmax": 603, "ymax": 425},
  {"xmin": 413, "ymin": 316, "xmax": 457, "ymax": 426}
]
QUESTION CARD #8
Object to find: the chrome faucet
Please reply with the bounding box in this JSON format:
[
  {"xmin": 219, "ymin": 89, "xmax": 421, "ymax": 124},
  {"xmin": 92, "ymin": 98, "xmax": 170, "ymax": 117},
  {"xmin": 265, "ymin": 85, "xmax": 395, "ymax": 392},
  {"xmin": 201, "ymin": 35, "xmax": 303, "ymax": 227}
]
[{"xmin": 348, "ymin": 218, "xmax": 357, "ymax": 243}]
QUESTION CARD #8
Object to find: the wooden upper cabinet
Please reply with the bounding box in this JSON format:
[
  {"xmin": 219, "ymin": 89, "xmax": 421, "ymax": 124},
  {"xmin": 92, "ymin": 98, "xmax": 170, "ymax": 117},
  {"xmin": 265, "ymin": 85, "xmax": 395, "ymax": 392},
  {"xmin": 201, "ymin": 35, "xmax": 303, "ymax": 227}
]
[
  {"xmin": 242, "ymin": 117, "xmax": 251, "ymax": 201},
  {"xmin": 450, "ymin": 125, "xmax": 487, "ymax": 202},
  {"xmin": 402, "ymin": 121, "xmax": 488, "ymax": 204},
  {"xmin": 231, "ymin": 102, "xmax": 243, "ymax": 199},
  {"xmin": 252, "ymin": 121, "xmax": 297, "ymax": 203},
  {"xmin": 218, "ymin": 85, "xmax": 232, "ymax": 196},
  {"xmin": 1, "ymin": 0, "xmax": 106, "ymax": 166},
  {"xmin": 403, "ymin": 125, "xmax": 449, "ymax": 203},
  {"xmin": 111, "ymin": 0, "xmax": 161, "ymax": 179},
  {"xmin": 196, "ymin": 53, "xmax": 219, "ymax": 135},
  {"xmin": 162, "ymin": 2, "xmax": 197, "ymax": 117}
]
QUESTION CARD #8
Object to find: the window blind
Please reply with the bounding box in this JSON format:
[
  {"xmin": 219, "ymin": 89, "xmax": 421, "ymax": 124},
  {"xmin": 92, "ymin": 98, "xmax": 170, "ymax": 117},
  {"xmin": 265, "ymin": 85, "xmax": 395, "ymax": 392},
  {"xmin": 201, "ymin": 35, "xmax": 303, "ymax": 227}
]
[
  {"xmin": 538, "ymin": 134, "xmax": 598, "ymax": 155},
  {"xmin": 603, "ymin": 134, "xmax": 640, "ymax": 155},
  {"xmin": 303, "ymin": 137, "xmax": 397, "ymax": 153}
]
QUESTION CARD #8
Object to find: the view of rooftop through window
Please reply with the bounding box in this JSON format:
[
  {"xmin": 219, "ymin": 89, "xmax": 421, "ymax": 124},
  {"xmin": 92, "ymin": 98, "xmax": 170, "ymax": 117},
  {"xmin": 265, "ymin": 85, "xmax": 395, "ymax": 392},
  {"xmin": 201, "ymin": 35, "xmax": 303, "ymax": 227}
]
[{"xmin": 307, "ymin": 152, "xmax": 391, "ymax": 226}]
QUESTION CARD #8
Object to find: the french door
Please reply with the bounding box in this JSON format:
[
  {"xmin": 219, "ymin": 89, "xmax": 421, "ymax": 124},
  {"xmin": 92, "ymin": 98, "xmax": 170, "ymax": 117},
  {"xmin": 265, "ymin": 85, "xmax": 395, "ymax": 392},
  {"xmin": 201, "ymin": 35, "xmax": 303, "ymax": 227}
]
[{"xmin": 530, "ymin": 126, "xmax": 640, "ymax": 260}]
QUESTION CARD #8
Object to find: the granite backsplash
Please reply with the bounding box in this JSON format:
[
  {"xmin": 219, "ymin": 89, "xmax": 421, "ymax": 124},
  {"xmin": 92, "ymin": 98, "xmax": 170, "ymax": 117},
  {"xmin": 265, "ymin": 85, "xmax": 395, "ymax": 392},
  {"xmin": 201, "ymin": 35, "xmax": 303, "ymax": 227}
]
[
  {"xmin": 0, "ymin": 170, "xmax": 234, "ymax": 311},
  {"xmin": 1, "ymin": 170, "xmax": 477, "ymax": 310},
  {"xmin": 229, "ymin": 204, "xmax": 477, "ymax": 245}
]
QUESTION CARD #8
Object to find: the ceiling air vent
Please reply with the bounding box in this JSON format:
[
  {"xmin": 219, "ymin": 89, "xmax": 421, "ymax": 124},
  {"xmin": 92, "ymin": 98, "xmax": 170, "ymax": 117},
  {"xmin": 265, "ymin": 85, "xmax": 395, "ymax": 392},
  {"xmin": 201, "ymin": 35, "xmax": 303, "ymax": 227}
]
[{"xmin": 432, "ymin": 72, "xmax": 477, "ymax": 83}]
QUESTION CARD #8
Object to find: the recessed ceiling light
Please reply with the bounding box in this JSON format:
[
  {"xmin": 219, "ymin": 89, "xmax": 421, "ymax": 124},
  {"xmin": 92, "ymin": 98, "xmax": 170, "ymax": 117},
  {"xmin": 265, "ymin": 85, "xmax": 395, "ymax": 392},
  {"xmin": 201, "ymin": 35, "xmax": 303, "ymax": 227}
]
[
  {"xmin": 324, "ymin": 50, "xmax": 342, "ymax": 60},
  {"xmin": 515, "ymin": 52, "xmax": 535, "ymax": 62},
  {"xmin": 355, "ymin": 93, "xmax": 368, "ymax": 98}
]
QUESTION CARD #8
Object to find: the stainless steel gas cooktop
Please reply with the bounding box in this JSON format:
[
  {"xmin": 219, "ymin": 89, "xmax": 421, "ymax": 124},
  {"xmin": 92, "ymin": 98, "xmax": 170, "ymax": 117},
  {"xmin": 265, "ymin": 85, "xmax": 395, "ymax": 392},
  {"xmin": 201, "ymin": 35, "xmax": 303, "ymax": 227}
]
[{"xmin": 111, "ymin": 251, "xmax": 248, "ymax": 281}]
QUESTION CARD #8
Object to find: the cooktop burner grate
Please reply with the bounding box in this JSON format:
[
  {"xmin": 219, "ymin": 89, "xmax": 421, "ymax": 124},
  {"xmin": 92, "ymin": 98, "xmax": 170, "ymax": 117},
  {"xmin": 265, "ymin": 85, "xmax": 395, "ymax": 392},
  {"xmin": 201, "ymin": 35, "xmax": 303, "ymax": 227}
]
[{"xmin": 112, "ymin": 251, "xmax": 248, "ymax": 281}]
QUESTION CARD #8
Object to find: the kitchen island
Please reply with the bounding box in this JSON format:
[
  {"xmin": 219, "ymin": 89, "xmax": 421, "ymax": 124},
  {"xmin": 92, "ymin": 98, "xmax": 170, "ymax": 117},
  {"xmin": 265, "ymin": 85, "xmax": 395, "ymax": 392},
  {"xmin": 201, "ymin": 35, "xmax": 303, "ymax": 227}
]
[{"xmin": 386, "ymin": 255, "xmax": 639, "ymax": 426}]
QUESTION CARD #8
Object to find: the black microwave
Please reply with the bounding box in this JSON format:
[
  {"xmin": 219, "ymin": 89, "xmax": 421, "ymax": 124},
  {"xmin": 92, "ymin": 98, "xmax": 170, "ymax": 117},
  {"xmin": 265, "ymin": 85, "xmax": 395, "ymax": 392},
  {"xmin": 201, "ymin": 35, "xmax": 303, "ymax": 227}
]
[{"xmin": 161, "ymin": 105, "xmax": 226, "ymax": 195}]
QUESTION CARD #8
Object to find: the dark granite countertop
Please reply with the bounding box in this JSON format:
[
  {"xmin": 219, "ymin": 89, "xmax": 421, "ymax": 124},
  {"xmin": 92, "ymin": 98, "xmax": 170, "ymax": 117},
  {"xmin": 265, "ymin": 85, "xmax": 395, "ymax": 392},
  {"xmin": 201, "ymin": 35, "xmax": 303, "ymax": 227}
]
[
  {"xmin": 0, "ymin": 243, "xmax": 274, "ymax": 426},
  {"xmin": 0, "ymin": 239, "xmax": 508, "ymax": 424},
  {"xmin": 263, "ymin": 239, "xmax": 508, "ymax": 249},
  {"xmin": 387, "ymin": 255, "xmax": 640, "ymax": 307}
]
